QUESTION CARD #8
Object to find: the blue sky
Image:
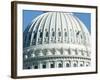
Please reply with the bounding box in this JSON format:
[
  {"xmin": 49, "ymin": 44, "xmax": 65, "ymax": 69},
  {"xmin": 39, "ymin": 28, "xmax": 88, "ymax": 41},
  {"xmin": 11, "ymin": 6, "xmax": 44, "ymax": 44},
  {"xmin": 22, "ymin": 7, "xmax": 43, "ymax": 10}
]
[
  {"xmin": 74, "ymin": 13, "xmax": 91, "ymax": 32},
  {"xmin": 23, "ymin": 10, "xmax": 91, "ymax": 33}
]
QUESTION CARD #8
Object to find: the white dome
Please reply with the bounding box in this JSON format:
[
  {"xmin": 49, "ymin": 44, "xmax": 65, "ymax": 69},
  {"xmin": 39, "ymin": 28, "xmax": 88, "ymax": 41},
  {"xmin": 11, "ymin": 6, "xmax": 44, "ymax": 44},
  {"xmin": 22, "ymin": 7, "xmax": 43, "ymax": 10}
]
[
  {"xmin": 23, "ymin": 12, "xmax": 90, "ymax": 48},
  {"xmin": 23, "ymin": 12, "xmax": 91, "ymax": 69}
]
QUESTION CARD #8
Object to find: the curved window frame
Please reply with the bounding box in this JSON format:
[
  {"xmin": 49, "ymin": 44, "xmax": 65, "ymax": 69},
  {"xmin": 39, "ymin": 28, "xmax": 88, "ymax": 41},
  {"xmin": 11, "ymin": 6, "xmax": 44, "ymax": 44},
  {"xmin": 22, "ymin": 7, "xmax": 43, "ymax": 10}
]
[
  {"xmin": 58, "ymin": 32, "xmax": 61, "ymax": 37},
  {"xmin": 58, "ymin": 63, "xmax": 63, "ymax": 68},
  {"xmin": 40, "ymin": 32, "xmax": 43, "ymax": 38},
  {"xmin": 52, "ymin": 32, "xmax": 55, "ymax": 37}
]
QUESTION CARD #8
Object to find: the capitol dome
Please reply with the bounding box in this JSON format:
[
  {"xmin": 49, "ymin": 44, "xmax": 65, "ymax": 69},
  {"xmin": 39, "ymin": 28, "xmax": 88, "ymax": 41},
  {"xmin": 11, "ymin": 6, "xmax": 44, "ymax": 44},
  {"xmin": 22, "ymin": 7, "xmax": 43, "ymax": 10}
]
[{"xmin": 23, "ymin": 12, "xmax": 91, "ymax": 69}]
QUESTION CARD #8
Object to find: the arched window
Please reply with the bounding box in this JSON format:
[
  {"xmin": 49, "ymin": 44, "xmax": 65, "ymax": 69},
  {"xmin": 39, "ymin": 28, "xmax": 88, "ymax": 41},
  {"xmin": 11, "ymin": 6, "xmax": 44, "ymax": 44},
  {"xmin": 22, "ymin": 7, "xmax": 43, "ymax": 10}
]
[
  {"xmin": 81, "ymin": 35, "xmax": 83, "ymax": 39},
  {"xmin": 50, "ymin": 62, "xmax": 55, "ymax": 68},
  {"xmin": 40, "ymin": 32, "xmax": 42, "ymax": 38},
  {"xmin": 46, "ymin": 32, "xmax": 48, "ymax": 37},
  {"xmin": 58, "ymin": 63, "xmax": 63, "ymax": 68},
  {"xmin": 33, "ymin": 32, "xmax": 37, "ymax": 39},
  {"xmin": 34, "ymin": 65, "xmax": 38, "ymax": 69},
  {"xmin": 86, "ymin": 64, "xmax": 88, "ymax": 67},
  {"xmin": 58, "ymin": 32, "xmax": 61, "ymax": 37},
  {"xmin": 66, "ymin": 63, "xmax": 70, "ymax": 67},
  {"xmin": 80, "ymin": 64, "xmax": 83, "ymax": 67},
  {"xmin": 73, "ymin": 63, "xmax": 77, "ymax": 67},
  {"xmin": 42, "ymin": 62, "xmax": 46, "ymax": 69},
  {"xmin": 65, "ymin": 32, "xmax": 67, "ymax": 37},
  {"xmin": 52, "ymin": 32, "xmax": 55, "ymax": 37},
  {"xmin": 86, "ymin": 62, "xmax": 90, "ymax": 67},
  {"xmin": 42, "ymin": 64, "xmax": 46, "ymax": 69}
]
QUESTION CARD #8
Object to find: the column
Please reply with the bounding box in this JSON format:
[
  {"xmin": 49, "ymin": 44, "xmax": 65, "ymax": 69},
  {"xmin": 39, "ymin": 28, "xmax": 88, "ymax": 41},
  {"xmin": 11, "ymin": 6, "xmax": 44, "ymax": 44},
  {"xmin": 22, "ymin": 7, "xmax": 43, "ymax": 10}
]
[
  {"xmin": 55, "ymin": 60, "xmax": 58, "ymax": 68},
  {"xmin": 63, "ymin": 60, "xmax": 66, "ymax": 68},
  {"xmin": 46, "ymin": 61, "xmax": 50, "ymax": 69},
  {"xmin": 39, "ymin": 62, "xmax": 42, "ymax": 69},
  {"xmin": 47, "ymin": 61, "xmax": 51, "ymax": 68}
]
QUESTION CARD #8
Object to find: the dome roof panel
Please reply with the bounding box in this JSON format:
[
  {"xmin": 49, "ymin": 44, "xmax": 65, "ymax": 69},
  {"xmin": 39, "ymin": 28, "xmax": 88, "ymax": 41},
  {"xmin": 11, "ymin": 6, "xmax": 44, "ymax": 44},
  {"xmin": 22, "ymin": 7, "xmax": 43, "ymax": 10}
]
[
  {"xmin": 23, "ymin": 12, "xmax": 90, "ymax": 48},
  {"xmin": 50, "ymin": 12, "xmax": 56, "ymax": 27}
]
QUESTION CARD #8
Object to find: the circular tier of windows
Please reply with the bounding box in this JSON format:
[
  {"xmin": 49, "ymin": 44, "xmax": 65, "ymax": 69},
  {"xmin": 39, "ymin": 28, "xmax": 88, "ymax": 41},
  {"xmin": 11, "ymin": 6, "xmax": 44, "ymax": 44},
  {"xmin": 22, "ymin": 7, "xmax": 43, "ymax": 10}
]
[{"xmin": 25, "ymin": 61, "xmax": 90, "ymax": 69}]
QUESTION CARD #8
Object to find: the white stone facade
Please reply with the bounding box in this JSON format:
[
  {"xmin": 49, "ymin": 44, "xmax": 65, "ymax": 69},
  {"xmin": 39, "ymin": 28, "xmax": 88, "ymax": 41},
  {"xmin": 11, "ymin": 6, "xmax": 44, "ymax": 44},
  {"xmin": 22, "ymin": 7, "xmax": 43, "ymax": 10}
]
[{"xmin": 23, "ymin": 12, "xmax": 91, "ymax": 69}]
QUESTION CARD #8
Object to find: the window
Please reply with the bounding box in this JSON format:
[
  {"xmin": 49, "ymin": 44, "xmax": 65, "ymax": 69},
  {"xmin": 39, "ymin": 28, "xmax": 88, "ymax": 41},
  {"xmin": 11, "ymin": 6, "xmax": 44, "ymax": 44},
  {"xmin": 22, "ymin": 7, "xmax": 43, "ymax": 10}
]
[
  {"xmin": 58, "ymin": 32, "xmax": 61, "ymax": 37},
  {"xmin": 52, "ymin": 32, "xmax": 55, "ymax": 37},
  {"xmin": 66, "ymin": 63, "xmax": 70, "ymax": 67},
  {"xmin": 65, "ymin": 32, "xmax": 67, "ymax": 37},
  {"xmin": 40, "ymin": 32, "xmax": 42, "ymax": 38},
  {"xmin": 50, "ymin": 63, "xmax": 55, "ymax": 68},
  {"xmin": 34, "ymin": 33, "xmax": 37, "ymax": 39},
  {"xmin": 46, "ymin": 32, "xmax": 48, "ymax": 37},
  {"xmin": 86, "ymin": 64, "xmax": 89, "ymax": 67},
  {"xmin": 34, "ymin": 65, "xmax": 38, "ymax": 69},
  {"xmin": 86, "ymin": 62, "xmax": 90, "ymax": 67},
  {"xmin": 58, "ymin": 63, "xmax": 63, "ymax": 68},
  {"xmin": 73, "ymin": 63, "xmax": 77, "ymax": 67},
  {"xmin": 42, "ymin": 64, "xmax": 46, "ymax": 69},
  {"xmin": 80, "ymin": 64, "xmax": 83, "ymax": 67},
  {"xmin": 76, "ymin": 31, "xmax": 80, "ymax": 35}
]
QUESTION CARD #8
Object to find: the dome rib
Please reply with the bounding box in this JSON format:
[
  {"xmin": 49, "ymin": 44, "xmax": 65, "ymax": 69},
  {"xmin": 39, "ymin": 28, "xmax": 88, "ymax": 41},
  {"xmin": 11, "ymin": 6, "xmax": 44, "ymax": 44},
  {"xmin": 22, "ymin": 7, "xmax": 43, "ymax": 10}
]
[
  {"xmin": 49, "ymin": 12, "xmax": 57, "ymax": 43},
  {"xmin": 41, "ymin": 13, "xmax": 49, "ymax": 44},
  {"xmin": 60, "ymin": 12, "xmax": 63, "ymax": 43},
  {"xmin": 62, "ymin": 13, "xmax": 69, "ymax": 43},
  {"xmin": 67, "ymin": 14, "xmax": 76, "ymax": 43},
  {"xmin": 29, "ymin": 14, "xmax": 45, "ymax": 46},
  {"xmin": 29, "ymin": 17, "xmax": 42, "ymax": 46},
  {"xmin": 55, "ymin": 12, "xmax": 57, "ymax": 43},
  {"xmin": 71, "ymin": 14, "xmax": 85, "ymax": 45},
  {"xmin": 69, "ymin": 14, "xmax": 80, "ymax": 44},
  {"xmin": 28, "ymin": 15, "xmax": 42, "ymax": 32},
  {"xmin": 63, "ymin": 13, "xmax": 70, "ymax": 43},
  {"xmin": 42, "ymin": 12, "xmax": 52, "ymax": 44},
  {"xmin": 47, "ymin": 12, "xmax": 53, "ymax": 43},
  {"xmin": 35, "ymin": 13, "xmax": 48, "ymax": 45},
  {"xmin": 75, "ymin": 16, "xmax": 90, "ymax": 46},
  {"xmin": 56, "ymin": 12, "xmax": 62, "ymax": 43},
  {"xmin": 74, "ymin": 16, "xmax": 86, "ymax": 45},
  {"xmin": 70, "ymin": 14, "xmax": 80, "ymax": 44}
]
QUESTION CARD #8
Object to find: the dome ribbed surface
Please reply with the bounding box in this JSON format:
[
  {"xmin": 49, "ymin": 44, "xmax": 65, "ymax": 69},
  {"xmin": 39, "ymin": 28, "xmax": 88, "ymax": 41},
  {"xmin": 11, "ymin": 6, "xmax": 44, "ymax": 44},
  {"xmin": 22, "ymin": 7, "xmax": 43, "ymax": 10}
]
[
  {"xmin": 23, "ymin": 12, "xmax": 91, "ymax": 69},
  {"xmin": 23, "ymin": 12, "xmax": 90, "ymax": 48}
]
